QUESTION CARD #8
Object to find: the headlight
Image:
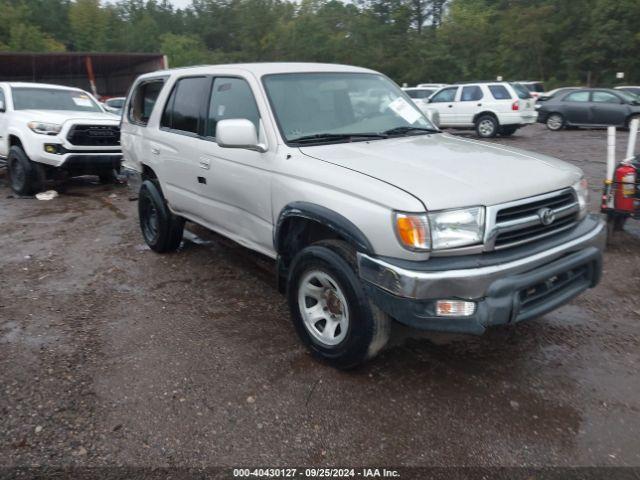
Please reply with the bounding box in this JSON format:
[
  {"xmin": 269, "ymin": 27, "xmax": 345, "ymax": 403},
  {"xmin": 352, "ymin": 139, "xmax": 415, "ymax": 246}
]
[
  {"xmin": 28, "ymin": 121, "xmax": 62, "ymax": 135},
  {"xmin": 394, "ymin": 207, "xmax": 485, "ymax": 252},
  {"xmin": 429, "ymin": 207, "xmax": 485, "ymax": 250},
  {"xmin": 394, "ymin": 212, "xmax": 430, "ymax": 251},
  {"xmin": 572, "ymin": 177, "xmax": 589, "ymax": 219}
]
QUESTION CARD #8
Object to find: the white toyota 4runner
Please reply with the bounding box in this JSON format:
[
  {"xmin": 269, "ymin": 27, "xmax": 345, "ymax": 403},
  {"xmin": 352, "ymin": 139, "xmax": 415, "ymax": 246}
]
[
  {"xmin": 121, "ymin": 63, "xmax": 604, "ymax": 368},
  {"xmin": 0, "ymin": 82, "xmax": 122, "ymax": 195}
]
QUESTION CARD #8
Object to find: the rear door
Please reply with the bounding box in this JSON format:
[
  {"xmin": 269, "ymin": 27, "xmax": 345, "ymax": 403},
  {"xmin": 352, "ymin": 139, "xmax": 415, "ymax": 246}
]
[
  {"xmin": 455, "ymin": 85, "xmax": 483, "ymax": 125},
  {"xmin": 428, "ymin": 86, "xmax": 459, "ymax": 126},
  {"xmin": 561, "ymin": 90, "xmax": 591, "ymax": 124},
  {"xmin": 590, "ymin": 91, "xmax": 627, "ymax": 126}
]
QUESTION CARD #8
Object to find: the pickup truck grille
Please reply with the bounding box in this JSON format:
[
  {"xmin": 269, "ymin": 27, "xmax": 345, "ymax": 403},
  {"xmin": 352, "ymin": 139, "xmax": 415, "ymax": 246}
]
[
  {"xmin": 67, "ymin": 125, "xmax": 120, "ymax": 147},
  {"xmin": 493, "ymin": 189, "xmax": 580, "ymax": 250}
]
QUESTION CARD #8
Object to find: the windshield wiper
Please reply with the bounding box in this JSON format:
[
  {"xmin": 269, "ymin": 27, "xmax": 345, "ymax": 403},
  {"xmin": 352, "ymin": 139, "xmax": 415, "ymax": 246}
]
[
  {"xmin": 382, "ymin": 126, "xmax": 440, "ymax": 136},
  {"xmin": 289, "ymin": 132, "xmax": 388, "ymax": 144}
]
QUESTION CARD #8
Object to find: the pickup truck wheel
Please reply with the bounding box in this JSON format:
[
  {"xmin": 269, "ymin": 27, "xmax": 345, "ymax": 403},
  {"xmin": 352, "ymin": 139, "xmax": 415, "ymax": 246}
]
[
  {"xmin": 287, "ymin": 240, "xmax": 390, "ymax": 369},
  {"xmin": 546, "ymin": 113, "xmax": 564, "ymax": 131},
  {"xmin": 475, "ymin": 115, "xmax": 498, "ymax": 138},
  {"xmin": 7, "ymin": 146, "xmax": 45, "ymax": 196},
  {"xmin": 138, "ymin": 180, "xmax": 184, "ymax": 253}
]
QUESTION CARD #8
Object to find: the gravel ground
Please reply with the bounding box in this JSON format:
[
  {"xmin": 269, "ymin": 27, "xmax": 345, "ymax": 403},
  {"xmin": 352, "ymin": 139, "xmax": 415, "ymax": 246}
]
[{"xmin": 1, "ymin": 124, "xmax": 639, "ymax": 472}]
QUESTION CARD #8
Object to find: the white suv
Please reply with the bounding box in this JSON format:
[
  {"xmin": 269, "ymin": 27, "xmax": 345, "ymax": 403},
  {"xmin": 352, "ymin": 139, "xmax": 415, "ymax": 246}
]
[
  {"xmin": 0, "ymin": 82, "xmax": 122, "ymax": 195},
  {"xmin": 121, "ymin": 63, "xmax": 603, "ymax": 368},
  {"xmin": 427, "ymin": 82, "xmax": 538, "ymax": 138}
]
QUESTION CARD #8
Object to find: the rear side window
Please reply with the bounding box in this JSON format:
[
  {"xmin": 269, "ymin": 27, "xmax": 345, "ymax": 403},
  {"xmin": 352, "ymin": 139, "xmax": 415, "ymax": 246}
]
[
  {"xmin": 206, "ymin": 77, "xmax": 260, "ymax": 138},
  {"xmin": 161, "ymin": 76, "xmax": 211, "ymax": 134},
  {"xmin": 430, "ymin": 87, "xmax": 457, "ymax": 103},
  {"xmin": 511, "ymin": 83, "xmax": 532, "ymax": 100},
  {"xmin": 461, "ymin": 86, "xmax": 483, "ymax": 102},
  {"xmin": 128, "ymin": 79, "xmax": 165, "ymax": 126},
  {"xmin": 488, "ymin": 85, "xmax": 512, "ymax": 100},
  {"xmin": 0, "ymin": 88, "xmax": 5, "ymax": 111},
  {"xmin": 565, "ymin": 91, "xmax": 590, "ymax": 102}
]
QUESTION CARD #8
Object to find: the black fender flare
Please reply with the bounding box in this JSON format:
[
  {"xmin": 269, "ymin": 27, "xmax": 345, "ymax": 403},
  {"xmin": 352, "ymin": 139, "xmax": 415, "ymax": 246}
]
[{"xmin": 274, "ymin": 202, "xmax": 374, "ymax": 256}]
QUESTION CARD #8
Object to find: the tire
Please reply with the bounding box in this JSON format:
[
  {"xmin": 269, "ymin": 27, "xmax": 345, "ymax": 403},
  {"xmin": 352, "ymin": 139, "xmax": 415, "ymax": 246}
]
[
  {"xmin": 546, "ymin": 113, "xmax": 564, "ymax": 131},
  {"xmin": 7, "ymin": 146, "xmax": 45, "ymax": 196},
  {"xmin": 287, "ymin": 239, "xmax": 391, "ymax": 369},
  {"xmin": 500, "ymin": 125, "xmax": 518, "ymax": 136},
  {"xmin": 98, "ymin": 169, "xmax": 118, "ymax": 185},
  {"xmin": 475, "ymin": 115, "xmax": 499, "ymax": 138},
  {"xmin": 626, "ymin": 114, "xmax": 640, "ymax": 130},
  {"xmin": 138, "ymin": 179, "xmax": 184, "ymax": 253}
]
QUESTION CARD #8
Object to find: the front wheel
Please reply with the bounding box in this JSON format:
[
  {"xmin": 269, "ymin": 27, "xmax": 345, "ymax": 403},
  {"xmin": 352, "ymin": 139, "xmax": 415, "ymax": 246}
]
[
  {"xmin": 7, "ymin": 146, "xmax": 45, "ymax": 196},
  {"xmin": 475, "ymin": 115, "xmax": 499, "ymax": 138},
  {"xmin": 287, "ymin": 240, "xmax": 390, "ymax": 369},
  {"xmin": 138, "ymin": 180, "xmax": 184, "ymax": 253}
]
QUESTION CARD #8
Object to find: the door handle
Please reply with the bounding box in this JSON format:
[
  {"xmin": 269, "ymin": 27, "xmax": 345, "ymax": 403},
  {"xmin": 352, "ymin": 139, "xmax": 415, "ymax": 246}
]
[
  {"xmin": 448, "ymin": 105, "xmax": 453, "ymax": 108},
  {"xmin": 477, "ymin": 103, "xmax": 482, "ymax": 107},
  {"xmin": 151, "ymin": 147, "xmax": 160, "ymax": 155},
  {"xmin": 199, "ymin": 158, "xmax": 211, "ymax": 170}
]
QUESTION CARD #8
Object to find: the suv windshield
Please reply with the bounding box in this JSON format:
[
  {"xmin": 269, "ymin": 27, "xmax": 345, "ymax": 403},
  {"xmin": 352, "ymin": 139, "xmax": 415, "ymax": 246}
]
[
  {"xmin": 12, "ymin": 87, "xmax": 102, "ymax": 112},
  {"xmin": 263, "ymin": 73, "xmax": 436, "ymax": 144}
]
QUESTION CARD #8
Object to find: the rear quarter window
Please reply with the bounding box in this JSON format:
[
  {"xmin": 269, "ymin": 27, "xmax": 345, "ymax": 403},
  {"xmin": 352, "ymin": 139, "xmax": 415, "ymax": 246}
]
[
  {"xmin": 488, "ymin": 85, "xmax": 512, "ymax": 100},
  {"xmin": 128, "ymin": 79, "xmax": 166, "ymax": 126}
]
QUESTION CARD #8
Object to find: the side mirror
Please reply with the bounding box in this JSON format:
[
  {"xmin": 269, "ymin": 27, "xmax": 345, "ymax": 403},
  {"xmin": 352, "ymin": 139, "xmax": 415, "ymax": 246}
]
[
  {"xmin": 216, "ymin": 119, "xmax": 266, "ymax": 153},
  {"xmin": 0, "ymin": 100, "xmax": 5, "ymax": 112}
]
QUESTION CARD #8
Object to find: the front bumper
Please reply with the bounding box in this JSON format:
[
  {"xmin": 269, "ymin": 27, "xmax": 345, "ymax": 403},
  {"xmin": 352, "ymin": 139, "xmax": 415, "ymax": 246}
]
[{"xmin": 358, "ymin": 215, "xmax": 605, "ymax": 334}]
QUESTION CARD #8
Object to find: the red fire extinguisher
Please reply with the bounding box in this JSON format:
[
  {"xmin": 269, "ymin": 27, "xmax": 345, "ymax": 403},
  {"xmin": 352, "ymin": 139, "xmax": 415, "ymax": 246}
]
[{"xmin": 614, "ymin": 163, "xmax": 637, "ymax": 212}]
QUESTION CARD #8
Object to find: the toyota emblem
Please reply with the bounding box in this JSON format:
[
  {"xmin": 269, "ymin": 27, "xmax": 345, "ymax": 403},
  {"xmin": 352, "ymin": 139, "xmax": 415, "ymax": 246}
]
[{"xmin": 538, "ymin": 207, "xmax": 556, "ymax": 226}]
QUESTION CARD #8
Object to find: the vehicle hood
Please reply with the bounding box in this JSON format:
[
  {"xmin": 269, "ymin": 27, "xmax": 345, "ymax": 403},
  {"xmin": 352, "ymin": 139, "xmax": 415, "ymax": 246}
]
[
  {"xmin": 299, "ymin": 133, "xmax": 582, "ymax": 211},
  {"xmin": 14, "ymin": 109, "xmax": 120, "ymax": 124}
]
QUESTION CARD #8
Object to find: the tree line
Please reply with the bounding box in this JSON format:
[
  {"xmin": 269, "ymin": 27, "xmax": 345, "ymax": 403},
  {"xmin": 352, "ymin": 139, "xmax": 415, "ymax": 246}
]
[{"xmin": 1, "ymin": 0, "xmax": 638, "ymax": 88}]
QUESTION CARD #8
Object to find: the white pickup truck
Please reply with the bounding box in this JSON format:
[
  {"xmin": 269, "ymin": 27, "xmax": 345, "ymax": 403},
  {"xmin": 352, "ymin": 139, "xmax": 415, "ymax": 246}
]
[
  {"xmin": 121, "ymin": 63, "xmax": 605, "ymax": 368},
  {"xmin": 0, "ymin": 82, "xmax": 122, "ymax": 195}
]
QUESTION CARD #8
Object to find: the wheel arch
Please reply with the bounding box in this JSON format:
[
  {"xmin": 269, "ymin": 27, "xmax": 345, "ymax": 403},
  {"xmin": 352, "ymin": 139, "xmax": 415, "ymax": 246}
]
[
  {"xmin": 473, "ymin": 111, "xmax": 499, "ymax": 124},
  {"xmin": 273, "ymin": 202, "xmax": 374, "ymax": 292}
]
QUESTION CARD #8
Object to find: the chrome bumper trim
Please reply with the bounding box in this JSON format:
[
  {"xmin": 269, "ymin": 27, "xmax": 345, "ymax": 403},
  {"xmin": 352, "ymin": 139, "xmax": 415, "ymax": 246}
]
[{"xmin": 358, "ymin": 218, "xmax": 606, "ymax": 300}]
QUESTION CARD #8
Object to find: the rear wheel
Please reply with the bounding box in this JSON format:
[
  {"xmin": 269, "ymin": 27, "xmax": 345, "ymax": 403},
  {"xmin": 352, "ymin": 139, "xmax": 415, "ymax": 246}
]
[
  {"xmin": 475, "ymin": 115, "xmax": 499, "ymax": 138},
  {"xmin": 138, "ymin": 180, "xmax": 184, "ymax": 253},
  {"xmin": 287, "ymin": 240, "xmax": 391, "ymax": 369},
  {"xmin": 7, "ymin": 146, "xmax": 45, "ymax": 196},
  {"xmin": 546, "ymin": 113, "xmax": 564, "ymax": 131}
]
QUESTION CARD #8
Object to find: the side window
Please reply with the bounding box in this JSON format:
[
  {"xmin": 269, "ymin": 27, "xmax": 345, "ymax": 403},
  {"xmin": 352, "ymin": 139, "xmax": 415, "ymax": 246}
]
[
  {"xmin": 461, "ymin": 86, "xmax": 483, "ymax": 102},
  {"xmin": 0, "ymin": 88, "xmax": 5, "ymax": 111},
  {"xmin": 206, "ymin": 77, "xmax": 260, "ymax": 138},
  {"xmin": 430, "ymin": 87, "xmax": 458, "ymax": 103},
  {"xmin": 128, "ymin": 79, "xmax": 165, "ymax": 126},
  {"xmin": 405, "ymin": 90, "xmax": 419, "ymax": 99},
  {"xmin": 565, "ymin": 91, "xmax": 590, "ymax": 102},
  {"xmin": 488, "ymin": 85, "xmax": 512, "ymax": 100},
  {"xmin": 161, "ymin": 76, "xmax": 211, "ymax": 135},
  {"xmin": 592, "ymin": 91, "xmax": 621, "ymax": 104}
]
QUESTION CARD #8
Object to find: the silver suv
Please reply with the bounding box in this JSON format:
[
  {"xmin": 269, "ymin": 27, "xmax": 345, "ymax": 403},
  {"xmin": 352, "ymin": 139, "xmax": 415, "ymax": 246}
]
[{"xmin": 121, "ymin": 63, "xmax": 605, "ymax": 368}]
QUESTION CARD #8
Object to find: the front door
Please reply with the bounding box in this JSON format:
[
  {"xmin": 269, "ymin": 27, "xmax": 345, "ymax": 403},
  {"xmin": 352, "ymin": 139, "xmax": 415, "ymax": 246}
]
[
  {"xmin": 590, "ymin": 91, "xmax": 627, "ymax": 126},
  {"xmin": 198, "ymin": 76, "xmax": 273, "ymax": 256},
  {"xmin": 428, "ymin": 87, "xmax": 459, "ymax": 126}
]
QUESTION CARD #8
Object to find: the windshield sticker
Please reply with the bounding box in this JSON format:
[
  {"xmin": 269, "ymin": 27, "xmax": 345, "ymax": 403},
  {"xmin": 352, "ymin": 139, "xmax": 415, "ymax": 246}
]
[
  {"xmin": 388, "ymin": 97, "xmax": 421, "ymax": 124},
  {"xmin": 73, "ymin": 96, "xmax": 93, "ymax": 107}
]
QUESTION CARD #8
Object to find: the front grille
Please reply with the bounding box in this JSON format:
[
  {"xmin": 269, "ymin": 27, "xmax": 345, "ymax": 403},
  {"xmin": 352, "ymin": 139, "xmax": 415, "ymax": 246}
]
[
  {"xmin": 518, "ymin": 264, "xmax": 590, "ymax": 314},
  {"xmin": 67, "ymin": 125, "xmax": 120, "ymax": 147},
  {"xmin": 493, "ymin": 189, "xmax": 579, "ymax": 249}
]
